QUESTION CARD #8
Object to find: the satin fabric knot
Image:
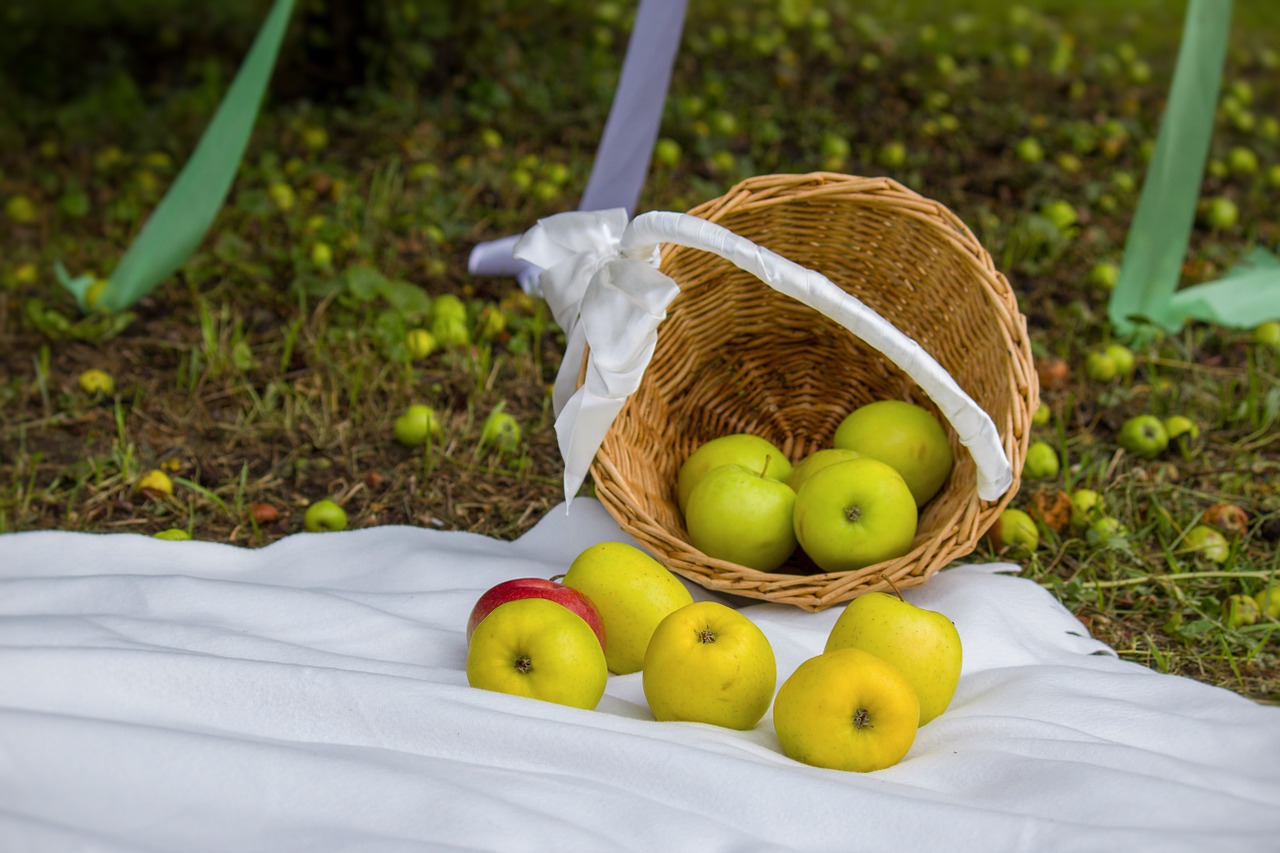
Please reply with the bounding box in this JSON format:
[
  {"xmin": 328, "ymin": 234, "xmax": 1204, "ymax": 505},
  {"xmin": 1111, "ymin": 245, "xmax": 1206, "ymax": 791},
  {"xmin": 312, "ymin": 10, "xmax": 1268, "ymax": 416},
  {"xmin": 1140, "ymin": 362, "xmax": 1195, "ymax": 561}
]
[{"xmin": 514, "ymin": 209, "xmax": 679, "ymax": 504}]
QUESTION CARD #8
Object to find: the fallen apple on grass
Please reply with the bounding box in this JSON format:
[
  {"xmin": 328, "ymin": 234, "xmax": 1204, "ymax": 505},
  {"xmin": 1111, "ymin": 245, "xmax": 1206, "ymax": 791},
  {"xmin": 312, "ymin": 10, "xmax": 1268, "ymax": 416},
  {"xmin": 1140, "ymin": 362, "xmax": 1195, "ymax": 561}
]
[
  {"xmin": 466, "ymin": 598, "xmax": 608, "ymax": 710},
  {"xmin": 1181, "ymin": 524, "xmax": 1230, "ymax": 564},
  {"xmin": 136, "ymin": 469, "xmax": 174, "ymax": 496},
  {"xmin": 642, "ymin": 601, "xmax": 777, "ymax": 730},
  {"xmin": 772, "ymin": 648, "xmax": 920, "ymax": 773},
  {"xmin": 1023, "ymin": 440, "xmax": 1061, "ymax": 479},
  {"xmin": 466, "ymin": 577, "xmax": 605, "ymax": 650},
  {"xmin": 394, "ymin": 404, "xmax": 442, "ymax": 447},
  {"xmin": 78, "ymin": 368, "xmax": 115, "ymax": 395},
  {"xmin": 987, "ymin": 508, "xmax": 1039, "ymax": 557},
  {"xmin": 824, "ymin": 590, "xmax": 962, "ymax": 726},
  {"xmin": 1224, "ymin": 594, "xmax": 1260, "ymax": 629},
  {"xmin": 1118, "ymin": 414, "xmax": 1169, "ymax": 459},
  {"xmin": 303, "ymin": 498, "xmax": 348, "ymax": 532}
]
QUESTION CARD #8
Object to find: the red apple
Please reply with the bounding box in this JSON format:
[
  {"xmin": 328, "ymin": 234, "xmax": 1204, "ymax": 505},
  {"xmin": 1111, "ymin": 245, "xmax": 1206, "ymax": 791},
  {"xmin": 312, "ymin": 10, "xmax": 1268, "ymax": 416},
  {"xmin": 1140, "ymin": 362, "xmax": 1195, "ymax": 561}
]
[{"xmin": 466, "ymin": 578, "xmax": 606, "ymax": 650}]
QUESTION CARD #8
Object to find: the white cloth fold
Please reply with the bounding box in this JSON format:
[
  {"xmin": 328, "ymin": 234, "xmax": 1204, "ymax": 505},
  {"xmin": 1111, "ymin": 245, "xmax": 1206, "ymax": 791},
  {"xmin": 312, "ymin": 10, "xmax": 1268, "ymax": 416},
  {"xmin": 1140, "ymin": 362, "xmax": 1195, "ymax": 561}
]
[{"xmin": 2, "ymin": 502, "xmax": 1278, "ymax": 852}]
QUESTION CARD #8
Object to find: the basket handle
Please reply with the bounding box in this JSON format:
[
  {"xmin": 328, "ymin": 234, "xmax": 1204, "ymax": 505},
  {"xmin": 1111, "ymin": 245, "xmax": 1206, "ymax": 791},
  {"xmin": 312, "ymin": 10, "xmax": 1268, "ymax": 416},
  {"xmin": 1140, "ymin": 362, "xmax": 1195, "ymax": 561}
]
[{"xmin": 514, "ymin": 208, "xmax": 1014, "ymax": 507}]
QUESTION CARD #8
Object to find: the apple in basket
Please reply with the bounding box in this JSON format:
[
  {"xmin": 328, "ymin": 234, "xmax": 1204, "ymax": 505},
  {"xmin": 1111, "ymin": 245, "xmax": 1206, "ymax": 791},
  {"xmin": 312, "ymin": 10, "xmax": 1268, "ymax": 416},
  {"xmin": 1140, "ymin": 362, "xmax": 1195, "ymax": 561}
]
[
  {"xmin": 832, "ymin": 400, "xmax": 954, "ymax": 507},
  {"xmin": 467, "ymin": 598, "xmax": 608, "ymax": 710},
  {"xmin": 825, "ymin": 591, "xmax": 963, "ymax": 726},
  {"xmin": 676, "ymin": 433, "xmax": 793, "ymax": 514},
  {"xmin": 684, "ymin": 461, "xmax": 798, "ymax": 572},
  {"xmin": 466, "ymin": 578, "xmax": 606, "ymax": 650},
  {"xmin": 792, "ymin": 458, "xmax": 919, "ymax": 573},
  {"xmin": 773, "ymin": 648, "xmax": 920, "ymax": 773},
  {"xmin": 642, "ymin": 601, "xmax": 777, "ymax": 730}
]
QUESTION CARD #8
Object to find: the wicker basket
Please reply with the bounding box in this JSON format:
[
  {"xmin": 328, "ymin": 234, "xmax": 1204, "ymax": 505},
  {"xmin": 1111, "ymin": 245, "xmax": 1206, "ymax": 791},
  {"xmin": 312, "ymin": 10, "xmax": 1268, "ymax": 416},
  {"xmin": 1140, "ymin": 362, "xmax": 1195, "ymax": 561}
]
[{"xmin": 585, "ymin": 173, "xmax": 1036, "ymax": 611}]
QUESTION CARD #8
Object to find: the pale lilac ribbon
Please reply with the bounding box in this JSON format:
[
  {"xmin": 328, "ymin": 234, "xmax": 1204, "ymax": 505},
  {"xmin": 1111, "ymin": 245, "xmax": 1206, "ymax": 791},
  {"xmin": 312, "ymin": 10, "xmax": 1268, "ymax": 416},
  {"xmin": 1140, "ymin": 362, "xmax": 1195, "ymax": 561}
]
[{"xmin": 467, "ymin": 0, "xmax": 688, "ymax": 292}]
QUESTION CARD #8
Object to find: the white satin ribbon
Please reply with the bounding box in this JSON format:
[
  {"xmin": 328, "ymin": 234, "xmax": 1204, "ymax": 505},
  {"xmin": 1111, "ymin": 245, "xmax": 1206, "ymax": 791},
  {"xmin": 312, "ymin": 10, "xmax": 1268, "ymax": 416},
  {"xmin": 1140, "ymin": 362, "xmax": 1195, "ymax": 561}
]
[
  {"xmin": 516, "ymin": 208, "xmax": 1015, "ymax": 508},
  {"xmin": 514, "ymin": 209, "xmax": 679, "ymax": 504}
]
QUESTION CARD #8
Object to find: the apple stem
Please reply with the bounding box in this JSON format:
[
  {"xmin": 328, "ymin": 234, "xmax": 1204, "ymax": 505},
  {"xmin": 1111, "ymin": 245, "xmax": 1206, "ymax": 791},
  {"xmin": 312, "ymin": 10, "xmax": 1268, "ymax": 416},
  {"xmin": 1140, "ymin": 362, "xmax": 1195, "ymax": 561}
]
[
  {"xmin": 760, "ymin": 455, "xmax": 772, "ymax": 479},
  {"xmin": 852, "ymin": 708, "xmax": 873, "ymax": 730},
  {"xmin": 549, "ymin": 574, "xmax": 565, "ymax": 583},
  {"xmin": 881, "ymin": 573, "xmax": 905, "ymax": 601}
]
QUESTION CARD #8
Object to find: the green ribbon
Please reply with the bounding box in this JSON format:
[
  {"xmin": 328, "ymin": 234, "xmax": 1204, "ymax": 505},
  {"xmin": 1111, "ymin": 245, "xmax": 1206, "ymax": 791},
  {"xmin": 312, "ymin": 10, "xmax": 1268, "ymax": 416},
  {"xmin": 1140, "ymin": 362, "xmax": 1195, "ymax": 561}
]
[
  {"xmin": 1109, "ymin": 0, "xmax": 1280, "ymax": 336},
  {"xmin": 57, "ymin": 0, "xmax": 297, "ymax": 313}
]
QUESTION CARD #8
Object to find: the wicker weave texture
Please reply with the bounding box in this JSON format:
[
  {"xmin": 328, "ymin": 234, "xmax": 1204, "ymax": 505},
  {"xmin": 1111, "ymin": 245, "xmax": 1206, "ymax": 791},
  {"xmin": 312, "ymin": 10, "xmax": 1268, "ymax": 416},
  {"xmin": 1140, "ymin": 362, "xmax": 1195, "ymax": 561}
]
[{"xmin": 590, "ymin": 173, "xmax": 1037, "ymax": 610}]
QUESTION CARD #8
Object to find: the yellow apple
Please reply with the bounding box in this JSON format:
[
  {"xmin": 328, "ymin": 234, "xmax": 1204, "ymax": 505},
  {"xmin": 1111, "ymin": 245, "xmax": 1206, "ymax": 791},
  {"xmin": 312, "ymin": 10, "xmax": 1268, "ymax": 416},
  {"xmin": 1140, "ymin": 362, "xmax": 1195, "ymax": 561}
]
[
  {"xmin": 786, "ymin": 448, "xmax": 862, "ymax": 493},
  {"xmin": 772, "ymin": 648, "xmax": 920, "ymax": 772},
  {"xmin": 642, "ymin": 601, "xmax": 776, "ymax": 730},
  {"xmin": 562, "ymin": 542, "xmax": 694, "ymax": 674},
  {"xmin": 824, "ymin": 592, "xmax": 962, "ymax": 725},
  {"xmin": 676, "ymin": 433, "xmax": 793, "ymax": 514},
  {"xmin": 685, "ymin": 464, "xmax": 797, "ymax": 571},
  {"xmin": 466, "ymin": 598, "xmax": 608, "ymax": 710},
  {"xmin": 832, "ymin": 400, "xmax": 953, "ymax": 506},
  {"xmin": 792, "ymin": 458, "xmax": 918, "ymax": 572}
]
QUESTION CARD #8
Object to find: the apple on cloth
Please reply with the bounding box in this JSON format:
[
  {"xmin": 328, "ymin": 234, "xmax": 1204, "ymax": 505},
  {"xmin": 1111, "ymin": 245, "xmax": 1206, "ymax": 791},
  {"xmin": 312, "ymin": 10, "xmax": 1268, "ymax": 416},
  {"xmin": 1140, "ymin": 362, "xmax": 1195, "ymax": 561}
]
[{"xmin": 2, "ymin": 498, "xmax": 1279, "ymax": 850}]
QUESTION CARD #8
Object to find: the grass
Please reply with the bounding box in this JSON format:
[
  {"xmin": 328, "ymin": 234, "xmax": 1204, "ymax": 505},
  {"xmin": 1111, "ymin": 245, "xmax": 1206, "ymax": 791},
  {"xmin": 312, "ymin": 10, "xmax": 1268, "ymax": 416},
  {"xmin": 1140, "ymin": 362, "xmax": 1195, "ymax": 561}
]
[{"xmin": 1, "ymin": 0, "xmax": 1278, "ymax": 702}]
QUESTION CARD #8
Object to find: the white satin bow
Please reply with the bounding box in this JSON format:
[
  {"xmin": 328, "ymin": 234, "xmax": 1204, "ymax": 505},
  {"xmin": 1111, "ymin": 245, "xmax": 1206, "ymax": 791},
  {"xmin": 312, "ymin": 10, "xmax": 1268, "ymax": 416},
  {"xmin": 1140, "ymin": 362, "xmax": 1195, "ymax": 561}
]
[{"xmin": 514, "ymin": 209, "xmax": 680, "ymax": 505}]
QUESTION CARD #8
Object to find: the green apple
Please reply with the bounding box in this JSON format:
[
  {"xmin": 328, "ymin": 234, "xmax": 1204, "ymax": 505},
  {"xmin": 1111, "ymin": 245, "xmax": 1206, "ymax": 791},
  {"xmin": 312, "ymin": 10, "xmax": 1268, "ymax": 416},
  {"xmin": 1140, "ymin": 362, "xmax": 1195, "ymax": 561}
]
[
  {"xmin": 1182, "ymin": 524, "xmax": 1230, "ymax": 564},
  {"xmin": 394, "ymin": 404, "xmax": 442, "ymax": 447},
  {"xmin": 1224, "ymin": 594, "xmax": 1260, "ymax": 629},
  {"xmin": 432, "ymin": 293, "xmax": 468, "ymax": 323},
  {"xmin": 1031, "ymin": 401, "xmax": 1051, "ymax": 427},
  {"xmin": 772, "ymin": 648, "xmax": 920, "ymax": 772},
  {"xmin": 824, "ymin": 591, "xmax": 962, "ymax": 725},
  {"xmin": 1163, "ymin": 415, "xmax": 1199, "ymax": 443},
  {"xmin": 786, "ymin": 448, "xmax": 862, "ymax": 494},
  {"xmin": 480, "ymin": 404, "xmax": 522, "ymax": 454},
  {"xmin": 1103, "ymin": 343, "xmax": 1136, "ymax": 377},
  {"xmin": 153, "ymin": 528, "xmax": 192, "ymax": 541},
  {"xmin": 1084, "ymin": 350, "xmax": 1118, "ymax": 382},
  {"xmin": 405, "ymin": 328, "xmax": 438, "ymax": 359},
  {"xmin": 1069, "ymin": 488, "xmax": 1103, "ymax": 529},
  {"xmin": 1041, "ymin": 199, "xmax": 1078, "ymax": 233},
  {"xmin": 832, "ymin": 400, "xmax": 953, "ymax": 507},
  {"xmin": 676, "ymin": 433, "xmax": 792, "ymax": 513},
  {"xmin": 987, "ymin": 508, "xmax": 1039, "ymax": 556},
  {"xmin": 304, "ymin": 498, "xmax": 348, "ymax": 532},
  {"xmin": 1253, "ymin": 320, "xmax": 1280, "ymax": 351},
  {"xmin": 562, "ymin": 541, "xmax": 694, "ymax": 674},
  {"xmin": 78, "ymin": 368, "xmax": 115, "ymax": 395},
  {"xmin": 642, "ymin": 601, "xmax": 777, "ymax": 730},
  {"xmin": 136, "ymin": 469, "xmax": 174, "ymax": 496},
  {"xmin": 1198, "ymin": 196, "xmax": 1239, "ymax": 230},
  {"xmin": 1254, "ymin": 585, "xmax": 1280, "ymax": 620},
  {"xmin": 685, "ymin": 463, "xmax": 797, "ymax": 571},
  {"xmin": 1118, "ymin": 414, "xmax": 1169, "ymax": 458},
  {"xmin": 1014, "ymin": 136, "xmax": 1044, "ymax": 164},
  {"xmin": 1087, "ymin": 261, "xmax": 1120, "ymax": 290},
  {"xmin": 792, "ymin": 458, "xmax": 918, "ymax": 573},
  {"xmin": 1087, "ymin": 515, "xmax": 1129, "ymax": 547},
  {"xmin": 1023, "ymin": 441, "xmax": 1060, "ymax": 479},
  {"xmin": 466, "ymin": 598, "xmax": 608, "ymax": 710}
]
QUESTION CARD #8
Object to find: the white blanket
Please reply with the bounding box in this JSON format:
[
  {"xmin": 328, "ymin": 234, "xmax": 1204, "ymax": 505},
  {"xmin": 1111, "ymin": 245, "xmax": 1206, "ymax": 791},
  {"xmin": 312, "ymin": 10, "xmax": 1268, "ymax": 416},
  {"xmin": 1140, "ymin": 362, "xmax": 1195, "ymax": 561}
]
[{"xmin": 2, "ymin": 499, "xmax": 1278, "ymax": 852}]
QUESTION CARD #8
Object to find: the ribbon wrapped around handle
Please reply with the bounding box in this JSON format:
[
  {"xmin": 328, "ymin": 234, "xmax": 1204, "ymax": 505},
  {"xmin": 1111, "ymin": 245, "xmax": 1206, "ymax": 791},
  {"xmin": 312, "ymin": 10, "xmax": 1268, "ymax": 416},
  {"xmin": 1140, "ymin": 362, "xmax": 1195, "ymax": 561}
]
[{"xmin": 515, "ymin": 208, "xmax": 1014, "ymax": 507}]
